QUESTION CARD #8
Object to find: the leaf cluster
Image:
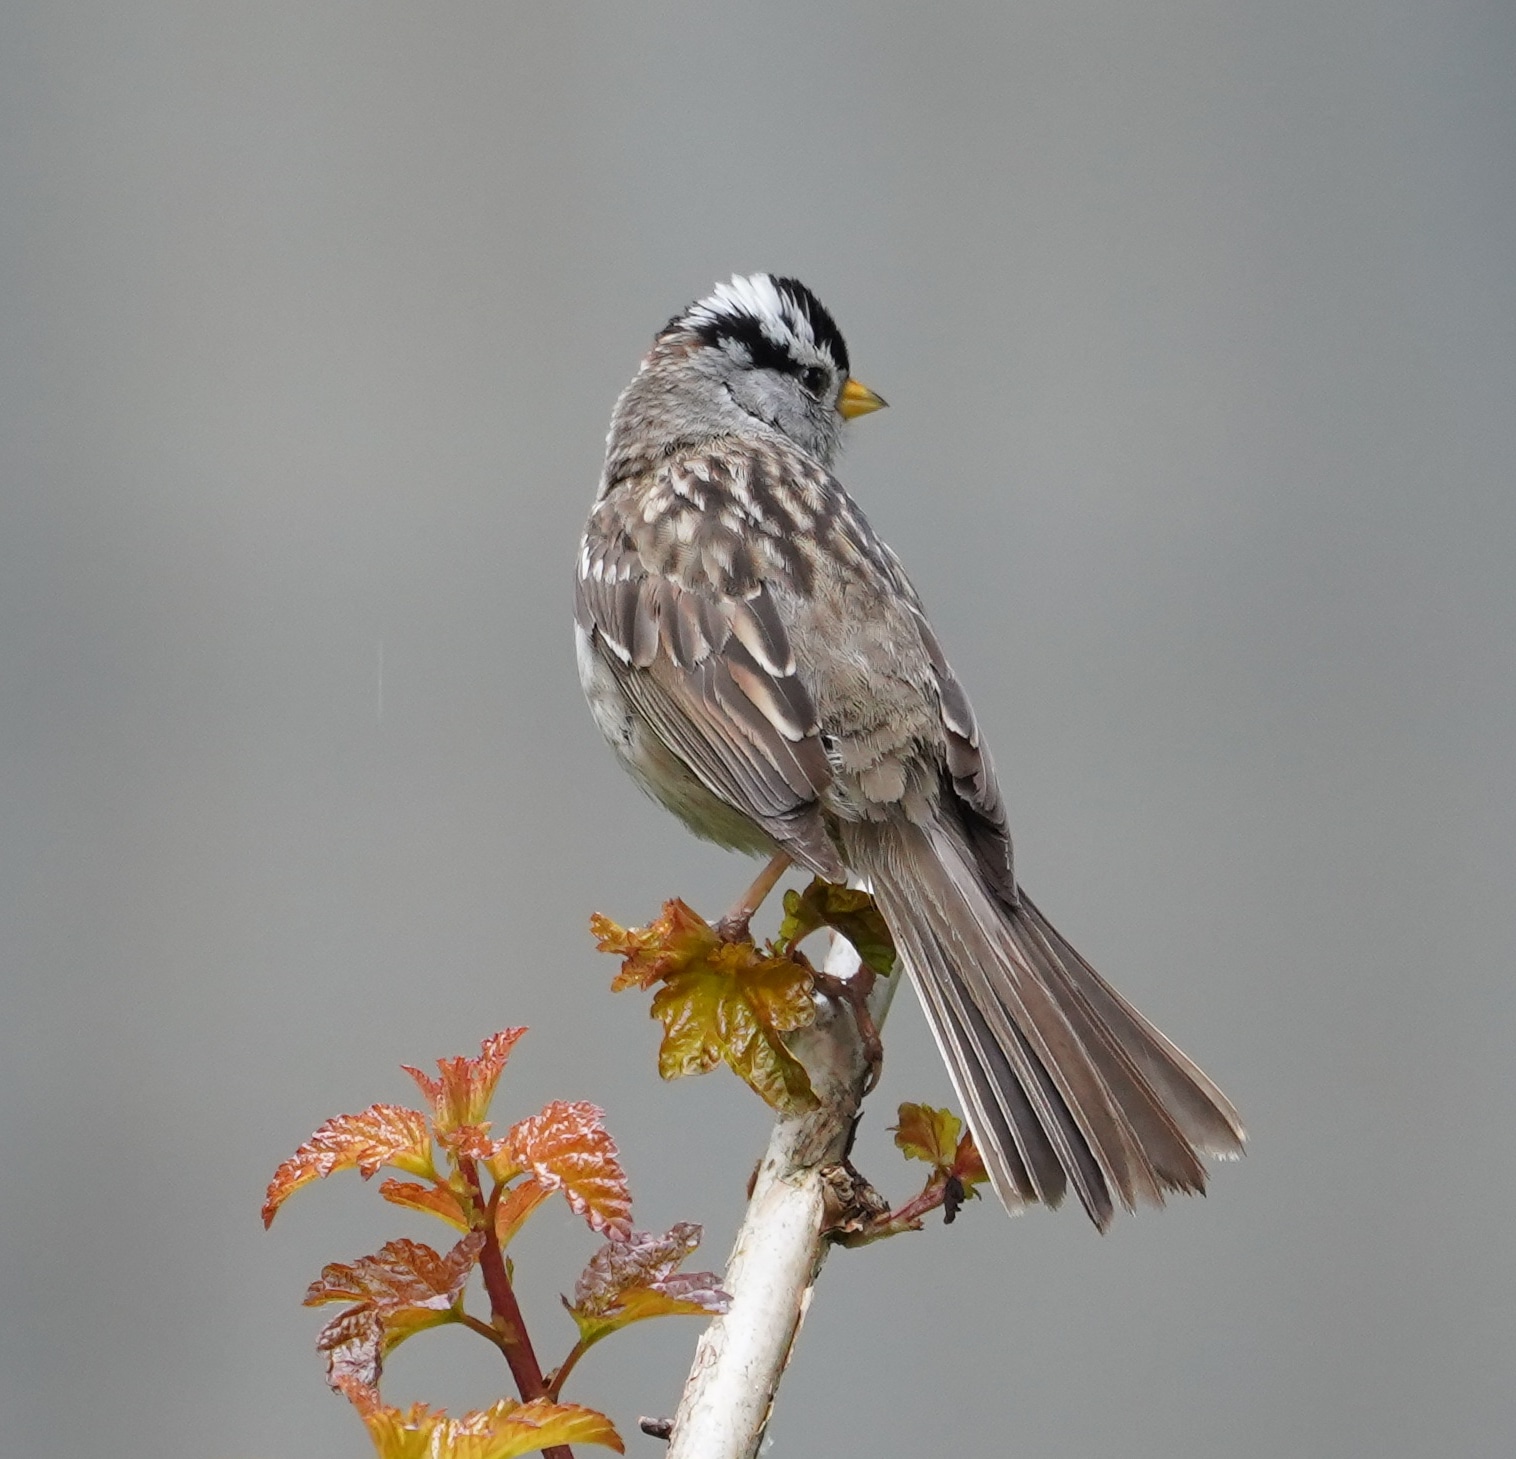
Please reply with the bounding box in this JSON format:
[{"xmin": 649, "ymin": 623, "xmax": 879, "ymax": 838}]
[
  {"xmin": 591, "ymin": 877, "xmax": 895, "ymax": 1114},
  {"xmin": 264, "ymin": 1029, "xmax": 729, "ymax": 1459},
  {"xmin": 848, "ymin": 1102, "xmax": 989, "ymax": 1240}
]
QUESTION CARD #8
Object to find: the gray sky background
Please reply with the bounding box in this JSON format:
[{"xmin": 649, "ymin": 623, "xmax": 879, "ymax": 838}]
[{"xmin": 4, "ymin": 4, "xmax": 1514, "ymax": 1456}]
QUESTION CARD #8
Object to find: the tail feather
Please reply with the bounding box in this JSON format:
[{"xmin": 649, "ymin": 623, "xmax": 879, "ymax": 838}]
[
  {"xmin": 1008, "ymin": 903, "xmax": 1209, "ymax": 1195},
  {"xmin": 923, "ymin": 819, "xmax": 1167, "ymax": 1215},
  {"xmin": 843, "ymin": 815, "xmax": 1245, "ymax": 1231},
  {"xmin": 890, "ymin": 904, "xmax": 1064, "ymax": 1211},
  {"xmin": 1018, "ymin": 896, "xmax": 1245, "ymax": 1158}
]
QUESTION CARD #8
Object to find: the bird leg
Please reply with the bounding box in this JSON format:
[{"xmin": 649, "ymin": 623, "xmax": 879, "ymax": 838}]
[{"xmin": 714, "ymin": 852, "xmax": 792, "ymax": 942}]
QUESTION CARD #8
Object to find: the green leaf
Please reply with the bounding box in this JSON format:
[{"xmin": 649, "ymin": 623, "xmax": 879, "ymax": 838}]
[
  {"xmin": 892, "ymin": 1103, "xmax": 965, "ymax": 1169},
  {"xmin": 776, "ymin": 879, "xmax": 896, "ymax": 974},
  {"xmin": 595, "ymin": 898, "xmax": 823, "ymax": 1112},
  {"xmin": 651, "ymin": 941, "xmax": 819, "ymax": 1112},
  {"xmin": 892, "ymin": 1102, "xmax": 990, "ymax": 1221}
]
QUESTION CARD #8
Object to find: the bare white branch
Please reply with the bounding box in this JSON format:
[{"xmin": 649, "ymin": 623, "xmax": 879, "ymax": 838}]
[{"xmin": 666, "ymin": 932, "xmax": 899, "ymax": 1459}]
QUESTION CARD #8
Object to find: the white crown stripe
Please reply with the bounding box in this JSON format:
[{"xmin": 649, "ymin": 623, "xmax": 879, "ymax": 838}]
[{"xmin": 686, "ymin": 273, "xmax": 818, "ymax": 353}]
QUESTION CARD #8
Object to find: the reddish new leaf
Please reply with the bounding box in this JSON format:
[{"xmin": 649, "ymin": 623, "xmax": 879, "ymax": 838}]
[
  {"xmin": 497, "ymin": 1101, "xmax": 632, "ymax": 1240},
  {"xmin": 591, "ymin": 899, "xmax": 720, "ymax": 992},
  {"xmin": 651, "ymin": 942, "xmax": 818, "ymax": 1112},
  {"xmin": 352, "ymin": 1392, "xmax": 624, "ymax": 1459},
  {"xmin": 887, "ymin": 1102, "xmax": 991, "ymax": 1229},
  {"xmin": 567, "ymin": 1223, "xmax": 729, "ymax": 1347},
  {"xmin": 263, "ymin": 1104, "xmax": 434, "ymax": 1226},
  {"xmin": 380, "ymin": 1179, "xmax": 471, "ymax": 1231},
  {"xmin": 318, "ymin": 1306, "xmax": 388, "ymax": 1389},
  {"xmin": 493, "ymin": 1175, "xmax": 553, "ymax": 1249},
  {"xmin": 777, "ymin": 878, "xmax": 897, "ymax": 974},
  {"xmin": 437, "ymin": 1122, "xmax": 503, "ymax": 1162},
  {"xmin": 318, "ymin": 1301, "xmax": 461, "ymax": 1391},
  {"xmin": 951, "ymin": 1128, "xmax": 989, "ymax": 1191},
  {"xmin": 403, "ymin": 1028, "xmax": 527, "ymax": 1135},
  {"xmin": 306, "ymin": 1234, "xmax": 484, "ymax": 1390},
  {"xmin": 305, "ymin": 1234, "xmax": 483, "ymax": 1310}
]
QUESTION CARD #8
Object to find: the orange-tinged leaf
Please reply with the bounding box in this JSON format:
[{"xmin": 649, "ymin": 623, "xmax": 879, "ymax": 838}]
[
  {"xmin": 437, "ymin": 1123, "xmax": 502, "ymax": 1162},
  {"xmin": 306, "ymin": 1234, "xmax": 484, "ymax": 1389},
  {"xmin": 892, "ymin": 1103, "xmax": 965, "ymax": 1170},
  {"xmin": 493, "ymin": 1175, "xmax": 552, "ymax": 1249},
  {"xmin": 380, "ymin": 1180, "xmax": 471, "ymax": 1231},
  {"xmin": 651, "ymin": 942, "xmax": 818, "ymax": 1113},
  {"xmin": 582, "ymin": 1283, "xmax": 721, "ymax": 1328},
  {"xmin": 567, "ymin": 1223, "xmax": 729, "ymax": 1347},
  {"xmin": 460, "ymin": 1398, "xmax": 625, "ymax": 1458},
  {"xmin": 953, "ymin": 1128, "xmax": 989, "ymax": 1191},
  {"xmin": 404, "ymin": 1028, "xmax": 527, "ymax": 1135},
  {"xmin": 592, "ymin": 900, "xmax": 720, "ymax": 991},
  {"xmin": 499, "ymin": 1101, "xmax": 632, "ymax": 1240},
  {"xmin": 305, "ymin": 1234, "xmax": 484, "ymax": 1311},
  {"xmin": 892, "ymin": 1103, "xmax": 990, "ymax": 1198},
  {"xmin": 596, "ymin": 900, "xmax": 821, "ymax": 1112},
  {"xmin": 359, "ymin": 1406, "xmax": 434, "ymax": 1459},
  {"xmin": 354, "ymin": 1395, "xmax": 624, "ymax": 1459},
  {"xmin": 570, "ymin": 1223, "xmax": 717, "ymax": 1315},
  {"xmin": 336, "ymin": 1373, "xmax": 383, "ymax": 1411},
  {"xmin": 943, "ymin": 1128, "xmax": 988, "ymax": 1221},
  {"xmin": 263, "ymin": 1104, "xmax": 434, "ymax": 1226},
  {"xmin": 776, "ymin": 878, "xmax": 897, "ymax": 974},
  {"xmin": 890, "ymin": 1103, "xmax": 990, "ymax": 1226}
]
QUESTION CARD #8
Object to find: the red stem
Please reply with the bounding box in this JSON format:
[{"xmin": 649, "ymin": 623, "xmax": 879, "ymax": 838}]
[
  {"xmin": 545, "ymin": 1336, "xmax": 592, "ymax": 1402},
  {"xmin": 887, "ymin": 1179, "xmax": 949, "ymax": 1228},
  {"xmin": 459, "ymin": 1158, "xmax": 574, "ymax": 1459}
]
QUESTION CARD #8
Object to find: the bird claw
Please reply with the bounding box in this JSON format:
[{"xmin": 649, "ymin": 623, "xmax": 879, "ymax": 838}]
[{"xmin": 713, "ymin": 910, "xmax": 753, "ymax": 943}]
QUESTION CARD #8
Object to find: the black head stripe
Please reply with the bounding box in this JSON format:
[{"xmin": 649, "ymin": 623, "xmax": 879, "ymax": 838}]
[
  {"xmin": 769, "ymin": 277, "xmax": 850, "ymax": 376},
  {"xmin": 687, "ymin": 311, "xmax": 800, "ymax": 376}
]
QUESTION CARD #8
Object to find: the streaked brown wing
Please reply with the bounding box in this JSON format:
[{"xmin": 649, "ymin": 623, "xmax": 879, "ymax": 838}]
[
  {"xmin": 900, "ymin": 598, "xmax": 1018, "ymax": 903},
  {"xmin": 575, "ymin": 529, "xmax": 842, "ymax": 877}
]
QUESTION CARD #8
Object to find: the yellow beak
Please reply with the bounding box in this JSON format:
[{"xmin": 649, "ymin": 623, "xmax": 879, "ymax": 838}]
[{"xmin": 837, "ymin": 377, "xmax": 888, "ymax": 420}]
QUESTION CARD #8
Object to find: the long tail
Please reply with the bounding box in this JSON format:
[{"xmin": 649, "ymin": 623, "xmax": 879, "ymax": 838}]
[{"xmin": 843, "ymin": 815, "xmax": 1244, "ymax": 1230}]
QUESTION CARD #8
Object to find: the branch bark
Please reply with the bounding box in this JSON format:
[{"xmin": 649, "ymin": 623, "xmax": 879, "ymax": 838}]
[{"xmin": 665, "ymin": 930, "xmax": 900, "ymax": 1459}]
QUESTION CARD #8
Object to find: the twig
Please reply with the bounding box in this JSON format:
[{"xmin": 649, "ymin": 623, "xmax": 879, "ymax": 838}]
[
  {"xmin": 457, "ymin": 1309, "xmax": 511, "ymax": 1352},
  {"xmin": 545, "ymin": 1336, "xmax": 592, "ymax": 1402},
  {"xmin": 665, "ymin": 926, "xmax": 899, "ymax": 1459}
]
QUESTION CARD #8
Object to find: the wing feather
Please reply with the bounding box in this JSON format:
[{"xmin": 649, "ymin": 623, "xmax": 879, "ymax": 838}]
[
  {"xmin": 904, "ymin": 604, "xmax": 1016, "ymax": 899},
  {"xmin": 575, "ymin": 504, "xmax": 839, "ymax": 876}
]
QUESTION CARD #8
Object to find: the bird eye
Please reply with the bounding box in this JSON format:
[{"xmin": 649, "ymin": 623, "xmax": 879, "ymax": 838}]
[{"xmin": 799, "ymin": 366, "xmax": 828, "ymax": 398}]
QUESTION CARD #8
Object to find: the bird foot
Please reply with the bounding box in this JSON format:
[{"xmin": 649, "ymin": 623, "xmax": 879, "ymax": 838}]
[{"xmin": 713, "ymin": 909, "xmax": 754, "ymax": 943}]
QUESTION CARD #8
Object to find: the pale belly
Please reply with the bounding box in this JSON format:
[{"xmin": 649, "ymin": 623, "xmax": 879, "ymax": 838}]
[{"xmin": 574, "ymin": 622, "xmax": 778, "ymax": 858}]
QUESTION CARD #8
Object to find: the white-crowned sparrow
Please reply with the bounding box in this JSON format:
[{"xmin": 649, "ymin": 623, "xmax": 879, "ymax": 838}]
[{"xmin": 576, "ymin": 274, "xmax": 1243, "ymax": 1229}]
